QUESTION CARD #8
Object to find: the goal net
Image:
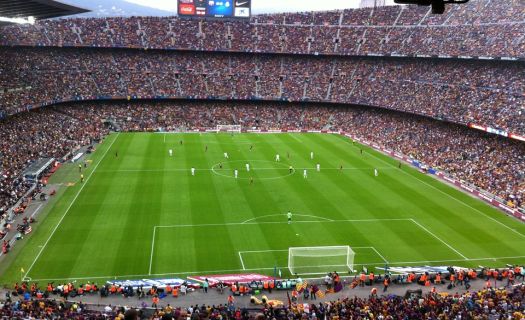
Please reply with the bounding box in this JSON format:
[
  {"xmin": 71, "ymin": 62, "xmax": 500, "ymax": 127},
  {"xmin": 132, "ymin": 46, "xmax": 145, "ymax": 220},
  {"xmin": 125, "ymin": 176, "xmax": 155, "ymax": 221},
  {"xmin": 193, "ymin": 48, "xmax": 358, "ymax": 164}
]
[
  {"xmin": 217, "ymin": 125, "xmax": 242, "ymax": 133},
  {"xmin": 288, "ymin": 246, "xmax": 355, "ymax": 275}
]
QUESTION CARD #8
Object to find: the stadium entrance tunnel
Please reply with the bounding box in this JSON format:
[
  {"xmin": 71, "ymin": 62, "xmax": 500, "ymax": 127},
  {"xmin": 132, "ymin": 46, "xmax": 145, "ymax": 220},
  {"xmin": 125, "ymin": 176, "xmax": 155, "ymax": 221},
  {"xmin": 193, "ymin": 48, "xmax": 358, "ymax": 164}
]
[{"xmin": 211, "ymin": 160, "xmax": 295, "ymax": 180}]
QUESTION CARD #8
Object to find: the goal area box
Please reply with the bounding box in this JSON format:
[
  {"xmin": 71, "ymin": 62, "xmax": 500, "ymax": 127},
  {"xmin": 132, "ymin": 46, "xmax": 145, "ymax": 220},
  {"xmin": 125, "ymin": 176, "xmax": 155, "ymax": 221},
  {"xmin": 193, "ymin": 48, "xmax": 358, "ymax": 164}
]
[
  {"xmin": 216, "ymin": 125, "xmax": 242, "ymax": 132},
  {"xmin": 288, "ymin": 246, "xmax": 355, "ymax": 275}
]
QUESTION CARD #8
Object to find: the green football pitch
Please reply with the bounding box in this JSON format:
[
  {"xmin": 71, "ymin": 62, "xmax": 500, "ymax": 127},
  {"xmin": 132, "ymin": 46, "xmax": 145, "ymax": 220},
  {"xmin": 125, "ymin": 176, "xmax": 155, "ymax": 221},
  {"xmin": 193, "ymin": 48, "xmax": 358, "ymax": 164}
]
[{"xmin": 3, "ymin": 132, "xmax": 525, "ymax": 284}]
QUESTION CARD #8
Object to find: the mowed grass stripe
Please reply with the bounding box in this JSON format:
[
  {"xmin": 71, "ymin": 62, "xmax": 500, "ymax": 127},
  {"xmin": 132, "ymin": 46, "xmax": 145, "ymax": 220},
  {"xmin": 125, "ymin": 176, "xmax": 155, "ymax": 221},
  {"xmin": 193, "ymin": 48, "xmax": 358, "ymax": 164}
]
[
  {"xmin": 249, "ymin": 134, "xmax": 369, "ymax": 257},
  {"xmin": 334, "ymin": 134, "xmax": 525, "ymax": 234},
  {"xmin": 214, "ymin": 134, "xmax": 284, "ymax": 266},
  {"xmin": 113, "ymin": 134, "xmax": 165, "ymax": 276},
  {"xmin": 24, "ymin": 133, "xmax": 120, "ymax": 280},
  {"xmin": 31, "ymin": 134, "xmax": 137, "ymax": 278},
  {"xmin": 283, "ymin": 134, "xmax": 396, "ymax": 218},
  {"xmin": 332, "ymin": 134, "xmax": 525, "ymax": 257},
  {"xmin": 1, "ymin": 132, "xmax": 522, "ymax": 284},
  {"xmin": 156, "ymin": 133, "xmax": 198, "ymax": 273}
]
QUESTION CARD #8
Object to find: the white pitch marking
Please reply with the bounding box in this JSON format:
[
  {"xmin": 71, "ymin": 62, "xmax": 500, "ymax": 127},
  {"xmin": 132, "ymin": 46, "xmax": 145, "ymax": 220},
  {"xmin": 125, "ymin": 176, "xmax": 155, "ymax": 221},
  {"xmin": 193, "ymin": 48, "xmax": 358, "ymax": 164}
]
[
  {"xmin": 95, "ymin": 167, "xmax": 392, "ymax": 174},
  {"xmin": 410, "ymin": 218, "xmax": 468, "ymax": 260},
  {"xmin": 241, "ymin": 213, "xmax": 334, "ymax": 224},
  {"xmin": 148, "ymin": 226, "xmax": 157, "ymax": 275},
  {"xmin": 353, "ymin": 141, "xmax": 525, "ymax": 239},
  {"xmin": 371, "ymin": 247, "xmax": 389, "ymax": 264},
  {"xmin": 27, "ymin": 254, "xmax": 525, "ymax": 283},
  {"xmin": 23, "ymin": 133, "xmax": 120, "ymax": 280},
  {"xmin": 155, "ymin": 218, "xmax": 412, "ymax": 228},
  {"xmin": 238, "ymin": 252, "xmax": 246, "ymax": 270}
]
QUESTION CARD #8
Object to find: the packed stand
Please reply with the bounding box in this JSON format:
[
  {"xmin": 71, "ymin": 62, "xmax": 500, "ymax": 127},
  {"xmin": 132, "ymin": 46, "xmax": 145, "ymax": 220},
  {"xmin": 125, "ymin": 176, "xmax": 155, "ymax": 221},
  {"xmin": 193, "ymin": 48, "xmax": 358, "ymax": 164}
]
[
  {"xmin": 0, "ymin": 108, "xmax": 109, "ymax": 229},
  {"xmin": 0, "ymin": 47, "xmax": 523, "ymax": 136},
  {"xmin": 0, "ymin": 0, "xmax": 524, "ymax": 58},
  {"xmin": 3, "ymin": 267, "xmax": 525, "ymax": 319}
]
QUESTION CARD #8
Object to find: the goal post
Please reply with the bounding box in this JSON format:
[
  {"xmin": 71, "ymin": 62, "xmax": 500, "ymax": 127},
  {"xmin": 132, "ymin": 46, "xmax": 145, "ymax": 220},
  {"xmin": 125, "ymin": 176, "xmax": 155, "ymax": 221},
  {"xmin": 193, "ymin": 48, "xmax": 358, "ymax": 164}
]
[
  {"xmin": 288, "ymin": 246, "xmax": 355, "ymax": 275},
  {"xmin": 216, "ymin": 125, "xmax": 242, "ymax": 133}
]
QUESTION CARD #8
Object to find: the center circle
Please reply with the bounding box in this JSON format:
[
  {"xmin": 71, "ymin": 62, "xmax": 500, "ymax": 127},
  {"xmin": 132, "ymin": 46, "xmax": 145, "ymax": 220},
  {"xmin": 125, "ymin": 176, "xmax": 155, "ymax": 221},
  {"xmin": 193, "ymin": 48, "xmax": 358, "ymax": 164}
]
[{"xmin": 211, "ymin": 160, "xmax": 295, "ymax": 180}]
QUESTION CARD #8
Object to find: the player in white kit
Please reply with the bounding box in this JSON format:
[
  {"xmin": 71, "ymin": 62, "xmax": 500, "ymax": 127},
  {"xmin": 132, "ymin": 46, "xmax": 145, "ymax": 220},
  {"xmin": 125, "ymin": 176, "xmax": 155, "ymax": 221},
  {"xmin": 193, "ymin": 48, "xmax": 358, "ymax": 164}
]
[
  {"xmin": 374, "ymin": 168, "xmax": 378, "ymax": 177},
  {"xmin": 310, "ymin": 151, "xmax": 314, "ymax": 159},
  {"xmin": 316, "ymin": 163, "xmax": 320, "ymax": 172},
  {"xmin": 191, "ymin": 167, "xmax": 195, "ymax": 176},
  {"xmin": 224, "ymin": 152, "xmax": 229, "ymax": 159},
  {"xmin": 234, "ymin": 169, "xmax": 238, "ymax": 179},
  {"xmin": 275, "ymin": 154, "xmax": 280, "ymax": 162},
  {"xmin": 246, "ymin": 163, "xmax": 250, "ymax": 171},
  {"xmin": 303, "ymin": 169, "xmax": 308, "ymax": 178},
  {"xmin": 169, "ymin": 149, "xmax": 173, "ymax": 157}
]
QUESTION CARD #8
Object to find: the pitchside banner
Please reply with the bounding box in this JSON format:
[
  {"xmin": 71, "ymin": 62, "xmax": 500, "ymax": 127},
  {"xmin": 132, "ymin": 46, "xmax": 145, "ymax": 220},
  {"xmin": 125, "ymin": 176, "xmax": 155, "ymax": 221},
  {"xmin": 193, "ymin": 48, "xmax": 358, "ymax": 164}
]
[
  {"xmin": 106, "ymin": 278, "xmax": 199, "ymax": 289},
  {"xmin": 188, "ymin": 273, "xmax": 276, "ymax": 285},
  {"xmin": 376, "ymin": 266, "xmax": 469, "ymax": 274}
]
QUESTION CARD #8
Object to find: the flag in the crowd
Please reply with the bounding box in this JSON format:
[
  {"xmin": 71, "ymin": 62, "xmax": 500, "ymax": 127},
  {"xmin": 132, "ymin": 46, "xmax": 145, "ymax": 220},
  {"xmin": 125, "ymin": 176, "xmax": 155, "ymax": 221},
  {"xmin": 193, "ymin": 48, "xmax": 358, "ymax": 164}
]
[
  {"xmin": 296, "ymin": 280, "xmax": 308, "ymax": 291},
  {"xmin": 316, "ymin": 290, "xmax": 325, "ymax": 298},
  {"xmin": 20, "ymin": 267, "xmax": 24, "ymax": 273}
]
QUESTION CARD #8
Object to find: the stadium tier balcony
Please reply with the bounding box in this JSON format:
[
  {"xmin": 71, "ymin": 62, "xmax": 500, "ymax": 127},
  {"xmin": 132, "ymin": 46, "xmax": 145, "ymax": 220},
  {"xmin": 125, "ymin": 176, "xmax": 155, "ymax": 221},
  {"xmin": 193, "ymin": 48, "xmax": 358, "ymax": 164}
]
[
  {"xmin": 0, "ymin": 47, "xmax": 523, "ymax": 137},
  {"xmin": 0, "ymin": 0, "xmax": 524, "ymax": 58}
]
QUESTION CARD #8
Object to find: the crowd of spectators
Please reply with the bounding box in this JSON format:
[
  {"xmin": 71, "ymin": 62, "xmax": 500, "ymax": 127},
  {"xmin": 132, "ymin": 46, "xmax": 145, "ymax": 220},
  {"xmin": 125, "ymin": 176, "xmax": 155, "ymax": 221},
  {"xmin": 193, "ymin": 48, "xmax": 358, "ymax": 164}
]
[
  {"xmin": 2, "ymin": 270, "xmax": 525, "ymax": 319},
  {"xmin": 290, "ymin": 285, "xmax": 525, "ymax": 319},
  {"xmin": 0, "ymin": 47, "xmax": 523, "ymax": 136},
  {"xmin": 0, "ymin": 97, "xmax": 522, "ymax": 315},
  {"xmin": 0, "ymin": 108, "xmax": 109, "ymax": 221},
  {"xmin": 0, "ymin": 0, "xmax": 523, "ymax": 58}
]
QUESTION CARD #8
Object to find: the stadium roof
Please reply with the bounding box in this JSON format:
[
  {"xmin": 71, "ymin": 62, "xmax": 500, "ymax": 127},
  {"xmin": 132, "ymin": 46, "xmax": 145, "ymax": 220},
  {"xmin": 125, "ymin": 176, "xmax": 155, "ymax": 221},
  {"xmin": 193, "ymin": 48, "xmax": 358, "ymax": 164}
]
[{"xmin": 0, "ymin": 0, "xmax": 89, "ymax": 25}]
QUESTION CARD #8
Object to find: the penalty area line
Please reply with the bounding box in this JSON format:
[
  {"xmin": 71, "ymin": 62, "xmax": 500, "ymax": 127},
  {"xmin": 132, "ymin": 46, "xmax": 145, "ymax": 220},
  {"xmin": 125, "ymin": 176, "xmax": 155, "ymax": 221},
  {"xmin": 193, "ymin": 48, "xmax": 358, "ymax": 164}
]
[
  {"xmin": 410, "ymin": 218, "xmax": 468, "ymax": 260},
  {"xmin": 348, "ymin": 139, "xmax": 525, "ymax": 239},
  {"xmin": 149, "ymin": 227, "xmax": 157, "ymax": 275},
  {"xmin": 371, "ymin": 247, "xmax": 389, "ymax": 264},
  {"xmin": 22, "ymin": 133, "xmax": 120, "ymax": 280},
  {"xmin": 238, "ymin": 252, "xmax": 246, "ymax": 270}
]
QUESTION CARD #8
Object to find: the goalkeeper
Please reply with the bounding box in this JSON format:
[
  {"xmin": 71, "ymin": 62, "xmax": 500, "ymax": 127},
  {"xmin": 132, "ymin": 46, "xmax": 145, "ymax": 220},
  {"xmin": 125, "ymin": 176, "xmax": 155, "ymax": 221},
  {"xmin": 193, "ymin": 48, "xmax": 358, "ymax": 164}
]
[{"xmin": 287, "ymin": 211, "xmax": 292, "ymax": 224}]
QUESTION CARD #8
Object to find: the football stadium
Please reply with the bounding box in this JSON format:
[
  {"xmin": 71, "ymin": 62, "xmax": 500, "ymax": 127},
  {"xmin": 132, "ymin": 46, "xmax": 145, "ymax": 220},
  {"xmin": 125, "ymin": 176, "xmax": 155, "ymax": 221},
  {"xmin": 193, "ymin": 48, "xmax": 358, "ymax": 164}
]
[{"xmin": 0, "ymin": 0, "xmax": 524, "ymax": 318}]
